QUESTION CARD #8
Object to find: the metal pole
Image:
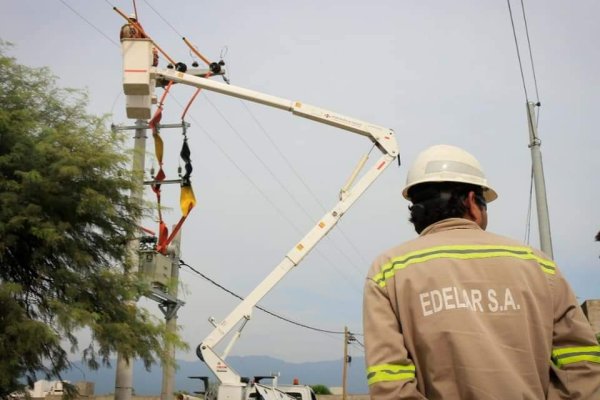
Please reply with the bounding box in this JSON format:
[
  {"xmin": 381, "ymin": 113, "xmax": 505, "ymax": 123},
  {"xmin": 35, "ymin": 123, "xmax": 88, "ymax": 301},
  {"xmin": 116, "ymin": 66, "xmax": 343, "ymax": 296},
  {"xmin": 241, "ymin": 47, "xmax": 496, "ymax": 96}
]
[
  {"xmin": 115, "ymin": 119, "xmax": 147, "ymax": 400},
  {"xmin": 342, "ymin": 327, "xmax": 348, "ymax": 400},
  {"xmin": 161, "ymin": 229, "xmax": 182, "ymax": 400},
  {"xmin": 526, "ymin": 102, "xmax": 554, "ymax": 258}
]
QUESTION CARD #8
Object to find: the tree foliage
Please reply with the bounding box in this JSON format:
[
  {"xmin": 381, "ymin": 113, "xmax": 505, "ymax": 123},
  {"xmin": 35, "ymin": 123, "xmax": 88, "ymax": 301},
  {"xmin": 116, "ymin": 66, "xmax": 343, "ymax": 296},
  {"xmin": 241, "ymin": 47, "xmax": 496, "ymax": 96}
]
[
  {"xmin": 310, "ymin": 384, "xmax": 332, "ymax": 395},
  {"xmin": 0, "ymin": 42, "xmax": 183, "ymax": 397}
]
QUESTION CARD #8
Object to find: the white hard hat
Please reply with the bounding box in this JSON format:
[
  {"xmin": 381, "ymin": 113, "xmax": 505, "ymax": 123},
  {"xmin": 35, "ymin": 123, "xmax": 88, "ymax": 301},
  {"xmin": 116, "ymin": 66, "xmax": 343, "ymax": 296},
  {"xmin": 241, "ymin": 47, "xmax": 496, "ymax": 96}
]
[
  {"xmin": 128, "ymin": 13, "xmax": 137, "ymax": 20},
  {"xmin": 402, "ymin": 144, "xmax": 498, "ymax": 202}
]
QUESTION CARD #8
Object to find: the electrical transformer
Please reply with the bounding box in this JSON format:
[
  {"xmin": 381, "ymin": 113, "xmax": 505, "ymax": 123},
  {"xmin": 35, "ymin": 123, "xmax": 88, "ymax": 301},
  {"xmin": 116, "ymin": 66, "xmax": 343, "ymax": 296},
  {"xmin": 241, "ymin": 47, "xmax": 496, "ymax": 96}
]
[{"xmin": 138, "ymin": 250, "xmax": 172, "ymax": 288}]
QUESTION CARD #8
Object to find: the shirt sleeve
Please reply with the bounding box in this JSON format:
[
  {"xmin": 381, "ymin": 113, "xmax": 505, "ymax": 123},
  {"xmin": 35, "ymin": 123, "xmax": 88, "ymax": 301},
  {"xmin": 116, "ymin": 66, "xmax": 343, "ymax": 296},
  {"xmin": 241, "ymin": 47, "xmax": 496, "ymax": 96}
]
[
  {"xmin": 547, "ymin": 268, "xmax": 600, "ymax": 399},
  {"xmin": 363, "ymin": 276, "xmax": 428, "ymax": 400}
]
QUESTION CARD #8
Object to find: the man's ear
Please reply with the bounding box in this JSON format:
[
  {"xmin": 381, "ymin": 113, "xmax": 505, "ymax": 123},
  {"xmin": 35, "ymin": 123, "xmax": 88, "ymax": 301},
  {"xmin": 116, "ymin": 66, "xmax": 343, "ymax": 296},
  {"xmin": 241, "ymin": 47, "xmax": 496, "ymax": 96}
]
[
  {"xmin": 464, "ymin": 191, "xmax": 480, "ymax": 221},
  {"xmin": 464, "ymin": 191, "xmax": 487, "ymax": 230}
]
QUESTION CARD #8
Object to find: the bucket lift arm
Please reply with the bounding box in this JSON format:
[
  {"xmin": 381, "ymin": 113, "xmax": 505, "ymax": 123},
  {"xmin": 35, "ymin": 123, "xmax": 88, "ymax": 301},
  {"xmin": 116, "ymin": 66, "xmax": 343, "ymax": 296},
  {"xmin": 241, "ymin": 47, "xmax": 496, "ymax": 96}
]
[
  {"xmin": 121, "ymin": 40, "xmax": 399, "ymax": 391},
  {"xmin": 151, "ymin": 68, "xmax": 399, "ymax": 387}
]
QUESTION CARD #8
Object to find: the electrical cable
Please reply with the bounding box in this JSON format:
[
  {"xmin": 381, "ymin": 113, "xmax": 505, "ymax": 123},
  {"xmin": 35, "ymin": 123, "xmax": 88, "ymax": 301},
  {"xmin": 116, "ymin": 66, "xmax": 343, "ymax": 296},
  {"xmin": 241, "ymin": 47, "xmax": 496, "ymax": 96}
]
[
  {"xmin": 57, "ymin": 0, "xmax": 120, "ymax": 47},
  {"xmin": 506, "ymin": 0, "xmax": 530, "ymax": 102},
  {"xmin": 519, "ymin": 0, "xmax": 540, "ymax": 103},
  {"xmin": 179, "ymin": 259, "xmax": 348, "ymax": 335},
  {"xmin": 507, "ymin": 0, "xmax": 545, "ymax": 241},
  {"xmin": 239, "ymin": 100, "xmax": 371, "ymax": 268},
  {"xmin": 141, "ymin": 0, "xmax": 185, "ymax": 38},
  {"xmin": 519, "ymin": 0, "xmax": 542, "ymax": 127},
  {"xmin": 203, "ymin": 93, "xmax": 319, "ymax": 225}
]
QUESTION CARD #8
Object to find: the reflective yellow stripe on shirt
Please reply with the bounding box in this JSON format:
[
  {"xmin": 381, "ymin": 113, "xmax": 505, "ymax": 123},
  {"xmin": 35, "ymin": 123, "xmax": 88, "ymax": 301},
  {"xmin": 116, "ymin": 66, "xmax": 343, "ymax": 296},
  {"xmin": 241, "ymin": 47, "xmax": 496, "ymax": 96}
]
[
  {"xmin": 366, "ymin": 363, "xmax": 416, "ymax": 385},
  {"xmin": 552, "ymin": 345, "xmax": 600, "ymax": 368},
  {"xmin": 373, "ymin": 244, "xmax": 556, "ymax": 287}
]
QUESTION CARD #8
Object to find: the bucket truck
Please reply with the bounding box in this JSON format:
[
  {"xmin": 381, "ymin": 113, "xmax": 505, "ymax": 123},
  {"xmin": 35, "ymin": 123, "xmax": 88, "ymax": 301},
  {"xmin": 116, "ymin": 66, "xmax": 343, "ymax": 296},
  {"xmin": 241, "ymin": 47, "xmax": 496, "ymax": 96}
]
[{"xmin": 122, "ymin": 38, "xmax": 399, "ymax": 400}]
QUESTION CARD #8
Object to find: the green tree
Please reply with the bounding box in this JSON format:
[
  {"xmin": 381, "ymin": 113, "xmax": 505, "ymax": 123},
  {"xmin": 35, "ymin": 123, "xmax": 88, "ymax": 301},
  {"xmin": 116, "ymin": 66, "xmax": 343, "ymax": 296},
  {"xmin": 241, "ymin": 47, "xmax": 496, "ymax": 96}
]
[
  {"xmin": 0, "ymin": 42, "xmax": 183, "ymax": 397},
  {"xmin": 310, "ymin": 384, "xmax": 332, "ymax": 395}
]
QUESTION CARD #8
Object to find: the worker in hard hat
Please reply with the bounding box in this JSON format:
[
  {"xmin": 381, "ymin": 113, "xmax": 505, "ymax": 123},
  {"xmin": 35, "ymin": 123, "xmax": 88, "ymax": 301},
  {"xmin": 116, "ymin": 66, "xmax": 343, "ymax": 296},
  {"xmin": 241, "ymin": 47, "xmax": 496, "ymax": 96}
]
[
  {"xmin": 363, "ymin": 144, "xmax": 600, "ymax": 399},
  {"xmin": 120, "ymin": 13, "xmax": 144, "ymax": 40},
  {"xmin": 119, "ymin": 13, "xmax": 159, "ymax": 66}
]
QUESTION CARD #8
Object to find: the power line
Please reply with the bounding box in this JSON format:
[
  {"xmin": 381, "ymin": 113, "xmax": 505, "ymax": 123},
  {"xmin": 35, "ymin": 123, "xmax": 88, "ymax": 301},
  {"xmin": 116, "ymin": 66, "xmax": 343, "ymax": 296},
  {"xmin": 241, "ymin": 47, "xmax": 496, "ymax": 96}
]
[
  {"xmin": 239, "ymin": 100, "xmax": 371, "ymax": 267},
  {"xmin": 507, "ymin": 0, "xmax": 544, "ymax": 241},
  {"xmin": 179, "ymin": 259, "xmax": 348, "ymax": 335},
  {"xmin": 57, "ymin": 0, "xmax": 119, "ymax": 47},
  {"xmin": 141, "ymin": 0, "xmax": 184, "ymax": 38},
  {"xmin": 506, "ymin": 0, "xmax": 542, "ymax": 106},
  {"xmin": 506, "ymin": 0, "xmax": 529, "ymax": 102},
  {"xmin": 352, "ymin": 337, "xmax": 365, "ymax": 349},
  {"xmin": 519, "ymin": 0, "xmax": 540, "ymax": 103}
]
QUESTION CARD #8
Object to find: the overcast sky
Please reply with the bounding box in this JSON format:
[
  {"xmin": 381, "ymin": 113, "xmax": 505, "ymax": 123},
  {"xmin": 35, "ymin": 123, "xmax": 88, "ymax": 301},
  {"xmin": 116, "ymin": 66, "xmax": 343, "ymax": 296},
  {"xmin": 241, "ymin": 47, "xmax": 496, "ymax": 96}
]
[{"xmin": 2, "ymin": 0, "xmax": 599, "ymax": 367}]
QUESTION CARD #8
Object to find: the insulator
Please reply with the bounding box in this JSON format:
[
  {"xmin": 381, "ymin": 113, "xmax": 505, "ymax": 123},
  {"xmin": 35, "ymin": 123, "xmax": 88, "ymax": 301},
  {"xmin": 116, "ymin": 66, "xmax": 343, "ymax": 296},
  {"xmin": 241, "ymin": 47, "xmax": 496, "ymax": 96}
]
[{"xmin": 209, "ymin": 61, "xmax": 221, "ymax": 74}]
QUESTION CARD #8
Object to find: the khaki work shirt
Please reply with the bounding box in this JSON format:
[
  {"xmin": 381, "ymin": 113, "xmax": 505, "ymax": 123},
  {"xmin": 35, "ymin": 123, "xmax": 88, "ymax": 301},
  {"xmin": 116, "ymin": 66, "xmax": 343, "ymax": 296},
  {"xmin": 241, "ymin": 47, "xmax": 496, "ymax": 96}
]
[{"xmin": 364, "ymin": 218, "xmax": 600, "ymax": 399}]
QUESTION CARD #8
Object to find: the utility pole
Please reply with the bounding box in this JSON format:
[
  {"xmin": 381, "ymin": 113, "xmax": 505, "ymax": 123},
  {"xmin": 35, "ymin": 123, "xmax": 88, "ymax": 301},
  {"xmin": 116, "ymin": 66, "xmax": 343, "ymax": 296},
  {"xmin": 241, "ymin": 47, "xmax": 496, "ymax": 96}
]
[
  {"xmin": 342, "ymin": 326, "xmax": 349, "ymax": 400},
  {"xmin": 161, "ymin": 229, "xmax": 182, "ymax": 400},
  {"xmin": 112, "ymin": 120, "xmax": 188, "ymax": 400},
  {"xmin": 114, "ymin": 119, "xmax": 146, "ymax": 400},
  {"xmin": 526, "ymin": 101, "xmax": 553, "ymax": 258}
]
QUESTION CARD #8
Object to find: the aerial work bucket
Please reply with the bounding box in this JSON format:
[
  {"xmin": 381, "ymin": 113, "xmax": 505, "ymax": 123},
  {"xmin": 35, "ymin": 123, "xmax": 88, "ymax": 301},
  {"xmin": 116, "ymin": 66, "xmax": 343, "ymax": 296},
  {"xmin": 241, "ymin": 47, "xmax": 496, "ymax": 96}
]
[{"xmin": 122, "ymin": 38, "xmax": 155, "ymax": 119}]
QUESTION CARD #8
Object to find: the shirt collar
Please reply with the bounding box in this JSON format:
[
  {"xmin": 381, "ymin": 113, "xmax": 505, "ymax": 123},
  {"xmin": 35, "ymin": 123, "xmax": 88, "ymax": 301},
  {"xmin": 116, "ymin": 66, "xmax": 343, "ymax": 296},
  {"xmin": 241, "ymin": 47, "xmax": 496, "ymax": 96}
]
[{"xmin": 420, "ymin": 218, "xmax": 482, "ymax": 236}]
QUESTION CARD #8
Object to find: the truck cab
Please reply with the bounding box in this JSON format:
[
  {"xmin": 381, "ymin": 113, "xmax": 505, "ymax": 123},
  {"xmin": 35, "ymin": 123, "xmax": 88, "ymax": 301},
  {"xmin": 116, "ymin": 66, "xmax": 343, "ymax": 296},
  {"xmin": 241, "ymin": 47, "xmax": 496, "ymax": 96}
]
[{"xmin": 276, "ymin": 384, "xmax": 317, "ymax": 400}]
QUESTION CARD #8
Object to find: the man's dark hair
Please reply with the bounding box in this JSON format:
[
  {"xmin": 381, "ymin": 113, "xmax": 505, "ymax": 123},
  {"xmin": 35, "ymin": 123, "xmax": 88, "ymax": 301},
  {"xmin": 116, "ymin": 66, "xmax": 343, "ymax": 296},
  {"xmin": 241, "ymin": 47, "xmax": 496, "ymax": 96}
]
[{"xmin": 407, "ymin": 182, "xmax": 485, "ymax": 234}]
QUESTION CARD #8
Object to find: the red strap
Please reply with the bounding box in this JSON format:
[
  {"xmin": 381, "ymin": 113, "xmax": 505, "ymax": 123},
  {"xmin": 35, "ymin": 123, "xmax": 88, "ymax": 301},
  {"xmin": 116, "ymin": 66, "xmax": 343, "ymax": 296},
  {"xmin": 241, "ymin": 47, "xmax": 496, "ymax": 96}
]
[
  {"xmin": 156, "ymin": 221, "xmax": 169, "ymax": 254},
  {"xmin": 156, "ymin": 215, "xmax": 187, "ymax": 255}
]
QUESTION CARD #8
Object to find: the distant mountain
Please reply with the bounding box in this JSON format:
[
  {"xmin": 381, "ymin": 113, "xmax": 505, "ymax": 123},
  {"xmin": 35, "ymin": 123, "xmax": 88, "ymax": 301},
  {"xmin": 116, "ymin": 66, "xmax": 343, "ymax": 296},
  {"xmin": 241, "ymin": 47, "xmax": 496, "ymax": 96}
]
[{"xmin": 60, "ymin": 355, "xmax": 368, "ymax": 395}]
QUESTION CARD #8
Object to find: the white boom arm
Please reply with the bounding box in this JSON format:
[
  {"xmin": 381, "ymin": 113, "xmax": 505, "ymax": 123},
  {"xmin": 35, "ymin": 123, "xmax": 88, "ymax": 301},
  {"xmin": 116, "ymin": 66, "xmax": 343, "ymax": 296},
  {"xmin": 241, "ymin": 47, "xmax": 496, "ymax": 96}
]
[
  {"xmin": 121, "ymin": 42, "xmax": 399, "ymax": 387},
  {"xmin": 150, "ymin": 68, "xmax": 399, "ymax": 386}
]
